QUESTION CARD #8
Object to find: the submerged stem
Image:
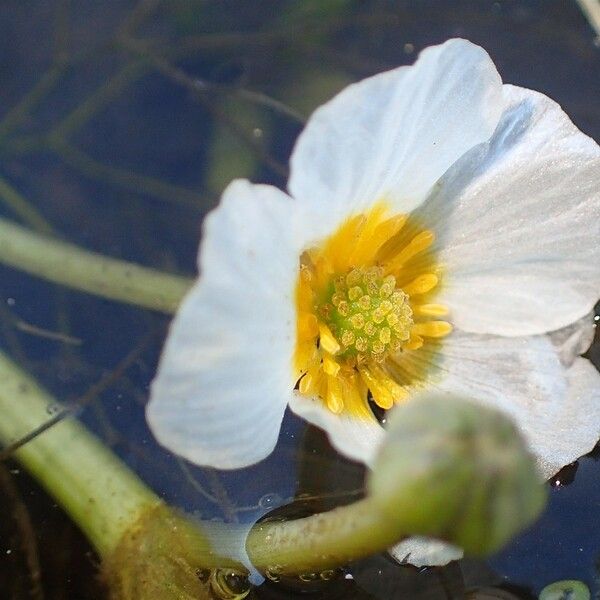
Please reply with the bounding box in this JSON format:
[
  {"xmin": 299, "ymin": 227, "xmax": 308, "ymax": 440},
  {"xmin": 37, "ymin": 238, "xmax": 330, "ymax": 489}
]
[
  {"xmin": 0, "ymin": 216, "xmax": 192, "ymax": 313},
  {"xmin": 0, "ymin": 349, "xmax": 408, "ymax": 582},
  {"xmin": 0, "ymin": 350, "xmax": 160, "ymax": 557}
]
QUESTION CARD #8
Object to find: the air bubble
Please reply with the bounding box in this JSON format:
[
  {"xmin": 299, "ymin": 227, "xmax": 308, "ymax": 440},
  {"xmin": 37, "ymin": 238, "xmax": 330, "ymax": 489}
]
[
  {"xmin": 209, "ymin": 569, "xmax": 250, "ymax": 599},
  {"xmin": 259, "ymin": 493, "xmax": 283, "ymax": 509},
  {"xmin": 320, "ymin": 569, "xmax": 337, "ymax": 581},
  {"xmin": 265, "ymin": 565, "xmax": 283, "ymax": 582}
]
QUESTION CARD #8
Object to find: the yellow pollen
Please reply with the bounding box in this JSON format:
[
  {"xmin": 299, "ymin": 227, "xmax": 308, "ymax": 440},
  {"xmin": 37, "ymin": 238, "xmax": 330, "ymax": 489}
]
[
  {"xmin": 318, "ymin": 266, "xmax": 413, "ymax": 362},
  {"xmin": 379, "ymin": 327, "xmax": 391, "ymax": 344},
  {"xmin": 349, "ymin": 313, "xmax": 365, "ymax": 329},
  {"xmin": 341, "ymin": 330, "xmax": 355, "ymax": 347},
  {"xmin": 348, "ymin": 286, "xmax": 363, "ymax": 301},
  {"xmin": 294, "ymin": 203, "xmax": 449, "ymax": 419},
  {"xmin": 358, "ymin": 295, "xmax": 371, "ymax": 310},
  {"xmin": 386, "ymin": 313, "xmax": 399, "ymax": 327},
  {"xmin": 355, "ymin": 337, "xmax": 368, "ymax": 353}
]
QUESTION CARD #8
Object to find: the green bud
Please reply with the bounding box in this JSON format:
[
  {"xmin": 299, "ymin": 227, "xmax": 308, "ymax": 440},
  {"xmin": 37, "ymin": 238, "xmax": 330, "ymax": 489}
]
[
  {"xmin": 539, "ymin": 580, "xmax": 590, "ymax": 600},
  {"xmin": 368, "ymin": 394, "xmax": 547, "ymax": 555}
]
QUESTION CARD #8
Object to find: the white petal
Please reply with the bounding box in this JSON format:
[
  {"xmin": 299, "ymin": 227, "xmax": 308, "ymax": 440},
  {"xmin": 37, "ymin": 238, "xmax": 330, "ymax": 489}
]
[
  {"xmin": 420, "ymin": 85, "xmax": 600, "ymax": 336},
  {"xmin": 147, "ymin": 180, "xmax": 301, "ymax": 469},
  {"xmin": 548, "ymin": 312, "xmax": 596, "ymax": 367},
  {"xmin": 389, "ymin": 537, "xmax": 463, "ymax": 567},
  {"xmin": 536, "ymin": 357, "xmax": 600, "ymax": 479},
  {"xmin": 289, "ymin": 39, "xmax": 503, "ymax": 242},
  {"xmin": 201, "ymin": 521, "xmax": 264, "ymax": 584},
  {"xmin": 289, "ymin": 393, "xmax": 385, "ymax": 466},
  {"xmin": 428, "ymin": 330, "xmax": 600, "ymax": 479}
]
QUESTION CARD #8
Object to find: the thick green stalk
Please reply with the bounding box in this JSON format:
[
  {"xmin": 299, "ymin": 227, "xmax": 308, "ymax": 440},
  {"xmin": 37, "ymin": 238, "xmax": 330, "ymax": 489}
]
[
  {"xmin": 0, "ymin": 350, "xmax": 160, "ymax": 556},
  {"xmin": 0, "ymin": 348, "xmax": 404, "ymax": 572},
  {"xmin": 0, "ymin": 217, "xmax": 192, "ymax": 313},
  {"xmin": 0, "ymin": 349, "xmax": 413, "ymax": 586}
]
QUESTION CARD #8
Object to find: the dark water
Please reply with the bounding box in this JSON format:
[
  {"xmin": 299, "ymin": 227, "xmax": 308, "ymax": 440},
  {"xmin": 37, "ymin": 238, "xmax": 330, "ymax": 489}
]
[{"xmin": 0, "ymin": 1, "xmax": 598, "ymax": 598}]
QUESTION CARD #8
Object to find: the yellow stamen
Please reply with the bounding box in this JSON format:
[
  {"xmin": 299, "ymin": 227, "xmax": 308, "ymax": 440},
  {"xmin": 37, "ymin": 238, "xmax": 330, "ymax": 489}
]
[
  {"xmin": 384, "ymin": 230, "xmax": 435, "ymax": 274},
  {"xmin": 369, "ymin": 214, "xmax": 408, "ymax": 257},
  {"xmin": 299, "ymin": 365, "xmax": 322, "ymax": 396},
  {"xmin": 339, "ymin": 372, "xmax": 371, "ymax": 419},
  {"xmin": 294, "ymin": 341, "xmax": 319, "ymax": 377},
  {"xmin": 349, "ymin": 203, "xmax": 389, "ymax": 265},
  {"xmin": 319, "ymin": 323, "xmax": 341, "ymax": 354},
  {"xmin": 323, "ymin": 214, "xmax": 366, "ymax": 272},
  {"xmin": 404, "ymin": 333, "xmax": 424, "ymax": 350},
  {"xmin": 412, "ymin": 321, "xmax": 453, "ymax": 338},
  {"xmin": 322, "ymin": 353, "xmax": 341, "ymax": 377},
  {"xmin": 403, "ymin": 273, "xmax": 438, "ymax": 295},
  {"xmin": 369, "ymin": 363, "xmax": 410, "ymax": 405},
  {"xmin": 298, "ymin": 312, "xmax": 319, "ymax": 339},
  {"xmin": 359, "ymin": 366, "xmax": 393, "ymax": 409},
  {"xmin": 326, "ymin": 375, "xmax": 344, "ymax": 413},
  {"xmin": 412, "ymin": 303, "xmax": 449, "ymax": 317},
  {"xmin": 312, "ymin": 254, "xmax": 334, "ymax": 290}
]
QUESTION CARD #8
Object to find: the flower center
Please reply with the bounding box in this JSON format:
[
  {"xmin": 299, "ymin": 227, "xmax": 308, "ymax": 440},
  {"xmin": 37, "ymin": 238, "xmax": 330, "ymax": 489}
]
[
  {"xmin": 319, "ymin": 267, "xmax": 413, "ymax": 362},
  {"xmin": 294, "ymin": 202, "xmax": 452, "ymax": 416}
]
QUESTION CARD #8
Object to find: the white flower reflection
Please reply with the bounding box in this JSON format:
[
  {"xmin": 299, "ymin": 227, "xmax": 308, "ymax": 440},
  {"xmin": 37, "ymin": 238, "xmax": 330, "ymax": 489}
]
[{"xmin": 147, "ymin": 39, "xmax": 600, "ymax": 566}]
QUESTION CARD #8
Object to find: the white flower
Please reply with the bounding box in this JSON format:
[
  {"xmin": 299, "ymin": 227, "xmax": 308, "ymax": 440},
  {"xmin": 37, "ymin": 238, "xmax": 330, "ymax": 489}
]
[{"xmin": 146, "ymin": 39, "xmax": 600, "ymax": 565}]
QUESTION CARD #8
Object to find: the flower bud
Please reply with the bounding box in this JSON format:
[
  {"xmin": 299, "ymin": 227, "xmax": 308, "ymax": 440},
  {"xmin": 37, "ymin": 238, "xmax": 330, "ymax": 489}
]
[{"xmin": 368, "ymin": 394, "xmax": 547, "ymax": 555}]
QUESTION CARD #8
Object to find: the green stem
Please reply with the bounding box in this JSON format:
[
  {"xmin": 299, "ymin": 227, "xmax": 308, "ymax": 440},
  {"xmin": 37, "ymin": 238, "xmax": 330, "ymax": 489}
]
[
  {"xmin": 0, "ymin": 350, "xmax": 160, "ymax": 557},
  {"xmin": 0, "ymin": 64, "xmax": 65, "ymax": 145},
  {"xmin": 49, "ymin": 61, "xmax": 146, "ymax": 140},
  {"xmin": 0, "ymin": 175, "xmax": 55, "ymax": 235},
  {"xmin": 246, "ymin": 497, "xmax": 398, "ymax": 574},
  {"xmin": 48, "ymin": 138, "xmax": 208, "ymax": 210},
  {"xmin": 0, "ymin": 349, "xmax": 408, "ymax": 576},
  {"xmin": 0, "ymin": 216, "xmax": 192, "ymax": 313}
]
